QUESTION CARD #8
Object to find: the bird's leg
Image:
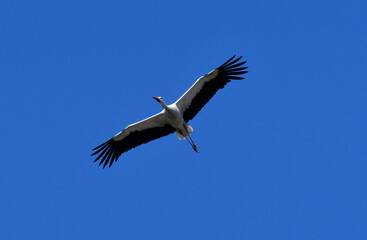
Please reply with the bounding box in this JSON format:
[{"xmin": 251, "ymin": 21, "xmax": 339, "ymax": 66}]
[
  {"xmin": 185, "ymin": 136, "xmax": 198, "ymax": 153},
  {"xmin": 188, "ymin": 135, "xmax": 199, "ymax": 152},
  {"xmin": 180, "ymin": 125, "xmax": 199, "ymax": 153},
  {"xmin": 185, "ymin": 137, "xmax": 194, "ymax": 147},
  {"xmin": 182, "ymin": 125, "xmax": 198, "ymax": 153}
]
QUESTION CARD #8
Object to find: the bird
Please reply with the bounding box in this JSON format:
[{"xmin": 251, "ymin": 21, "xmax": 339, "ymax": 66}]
[{"xmin": 92, "ymin": 55, "xmax": 248, "ymax": 167}]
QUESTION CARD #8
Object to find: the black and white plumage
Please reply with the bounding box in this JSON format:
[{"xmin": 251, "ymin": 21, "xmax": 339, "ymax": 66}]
[{"xmin": 92, "ymin": 56, "xmax": 248, "ymax": 167}]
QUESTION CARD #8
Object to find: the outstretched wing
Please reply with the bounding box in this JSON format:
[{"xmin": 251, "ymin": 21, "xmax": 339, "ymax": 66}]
[
  {"xmin": 91, "ymin": 112, "xmax": 175, "ymax": 168},
  {"xmin": 175, "ymin": 56, "xmax": 248, "ymax": 122}
]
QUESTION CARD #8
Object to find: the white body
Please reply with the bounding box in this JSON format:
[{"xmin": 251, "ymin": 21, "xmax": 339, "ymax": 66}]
[
  {"xmin": 160, "ymin": 101, "xmax": 194, "ymax": 140},
  {"xmin": 114, "ymin": 100, "xmax": 193, "ymax": 141}
]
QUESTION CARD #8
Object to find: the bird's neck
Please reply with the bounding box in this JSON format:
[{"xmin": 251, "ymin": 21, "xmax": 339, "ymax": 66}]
[{"xmin": 160, "ymin": 101, "xmax": 169, "ymax": 110}]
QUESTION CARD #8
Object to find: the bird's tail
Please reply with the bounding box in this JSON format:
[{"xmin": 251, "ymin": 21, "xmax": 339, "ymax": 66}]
[{"xmin": 176, "ymin": 123, "xmax": 193, "ymax": 140}]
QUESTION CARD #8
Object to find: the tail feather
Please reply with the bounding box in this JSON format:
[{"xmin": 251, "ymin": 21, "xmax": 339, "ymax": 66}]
[
  {"xmin": 176, "ymin": 123, "xmax": 193, "ymax": 140},
  {"xmin": 177, "ymin": 131, "xmax": 186, "ymax": 140}
]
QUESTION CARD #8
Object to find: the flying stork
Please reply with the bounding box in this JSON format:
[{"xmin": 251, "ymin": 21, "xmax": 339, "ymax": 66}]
[{"xmin": 92, "ymin": 55, "xmax": 248, "ymax": 167}]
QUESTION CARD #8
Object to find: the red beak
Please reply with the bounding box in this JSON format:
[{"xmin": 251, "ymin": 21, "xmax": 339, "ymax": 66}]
[{"xmin": 152, "ymin": 96, "xmax": 160, "ymax": 101}]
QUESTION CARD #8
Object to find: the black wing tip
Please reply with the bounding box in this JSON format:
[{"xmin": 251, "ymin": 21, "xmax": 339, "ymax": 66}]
[
  {"xmin": 219, "ymin": 55, "xmax": 248, "ymax": 80},
  {"xmin": 220, "ymin": 55, "xmax": 237, "ymax": 67},
  {"xmin": 92, "ymin": 141, "xmax": 108, "ymax": 151},
  {"xmin": 91, "ymin": 139, "xmax": 119, "ymax": 168},
  {"xmin": 220, "ymin": 55, "xmax": 244, "ymax": 68}
]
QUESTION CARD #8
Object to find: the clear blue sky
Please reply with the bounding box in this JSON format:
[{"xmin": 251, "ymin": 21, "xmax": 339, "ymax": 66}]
[{"xmin": 1, "ymin": 0, "xmax": 366, "ymax": 239}]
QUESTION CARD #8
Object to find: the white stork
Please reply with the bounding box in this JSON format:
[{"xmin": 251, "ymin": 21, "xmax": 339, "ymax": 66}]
[{"xmin": 92, "ymin": 56, "xmax": 248, "ymax": 167}]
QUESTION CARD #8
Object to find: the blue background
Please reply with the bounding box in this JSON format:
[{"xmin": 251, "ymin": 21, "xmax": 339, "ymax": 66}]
[{"xmin": 1, "ymin": 0, "xmax": 366, "ymax": 239}]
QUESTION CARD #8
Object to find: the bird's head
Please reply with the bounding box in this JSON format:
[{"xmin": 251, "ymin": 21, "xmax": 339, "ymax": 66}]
[
  {"xmin": 152, "ymin": 96, "xmax": 167, "ymax": 108},
  {"xmin": 152, "ymin": 96, "xmax": 163, "ymax": 103}
]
